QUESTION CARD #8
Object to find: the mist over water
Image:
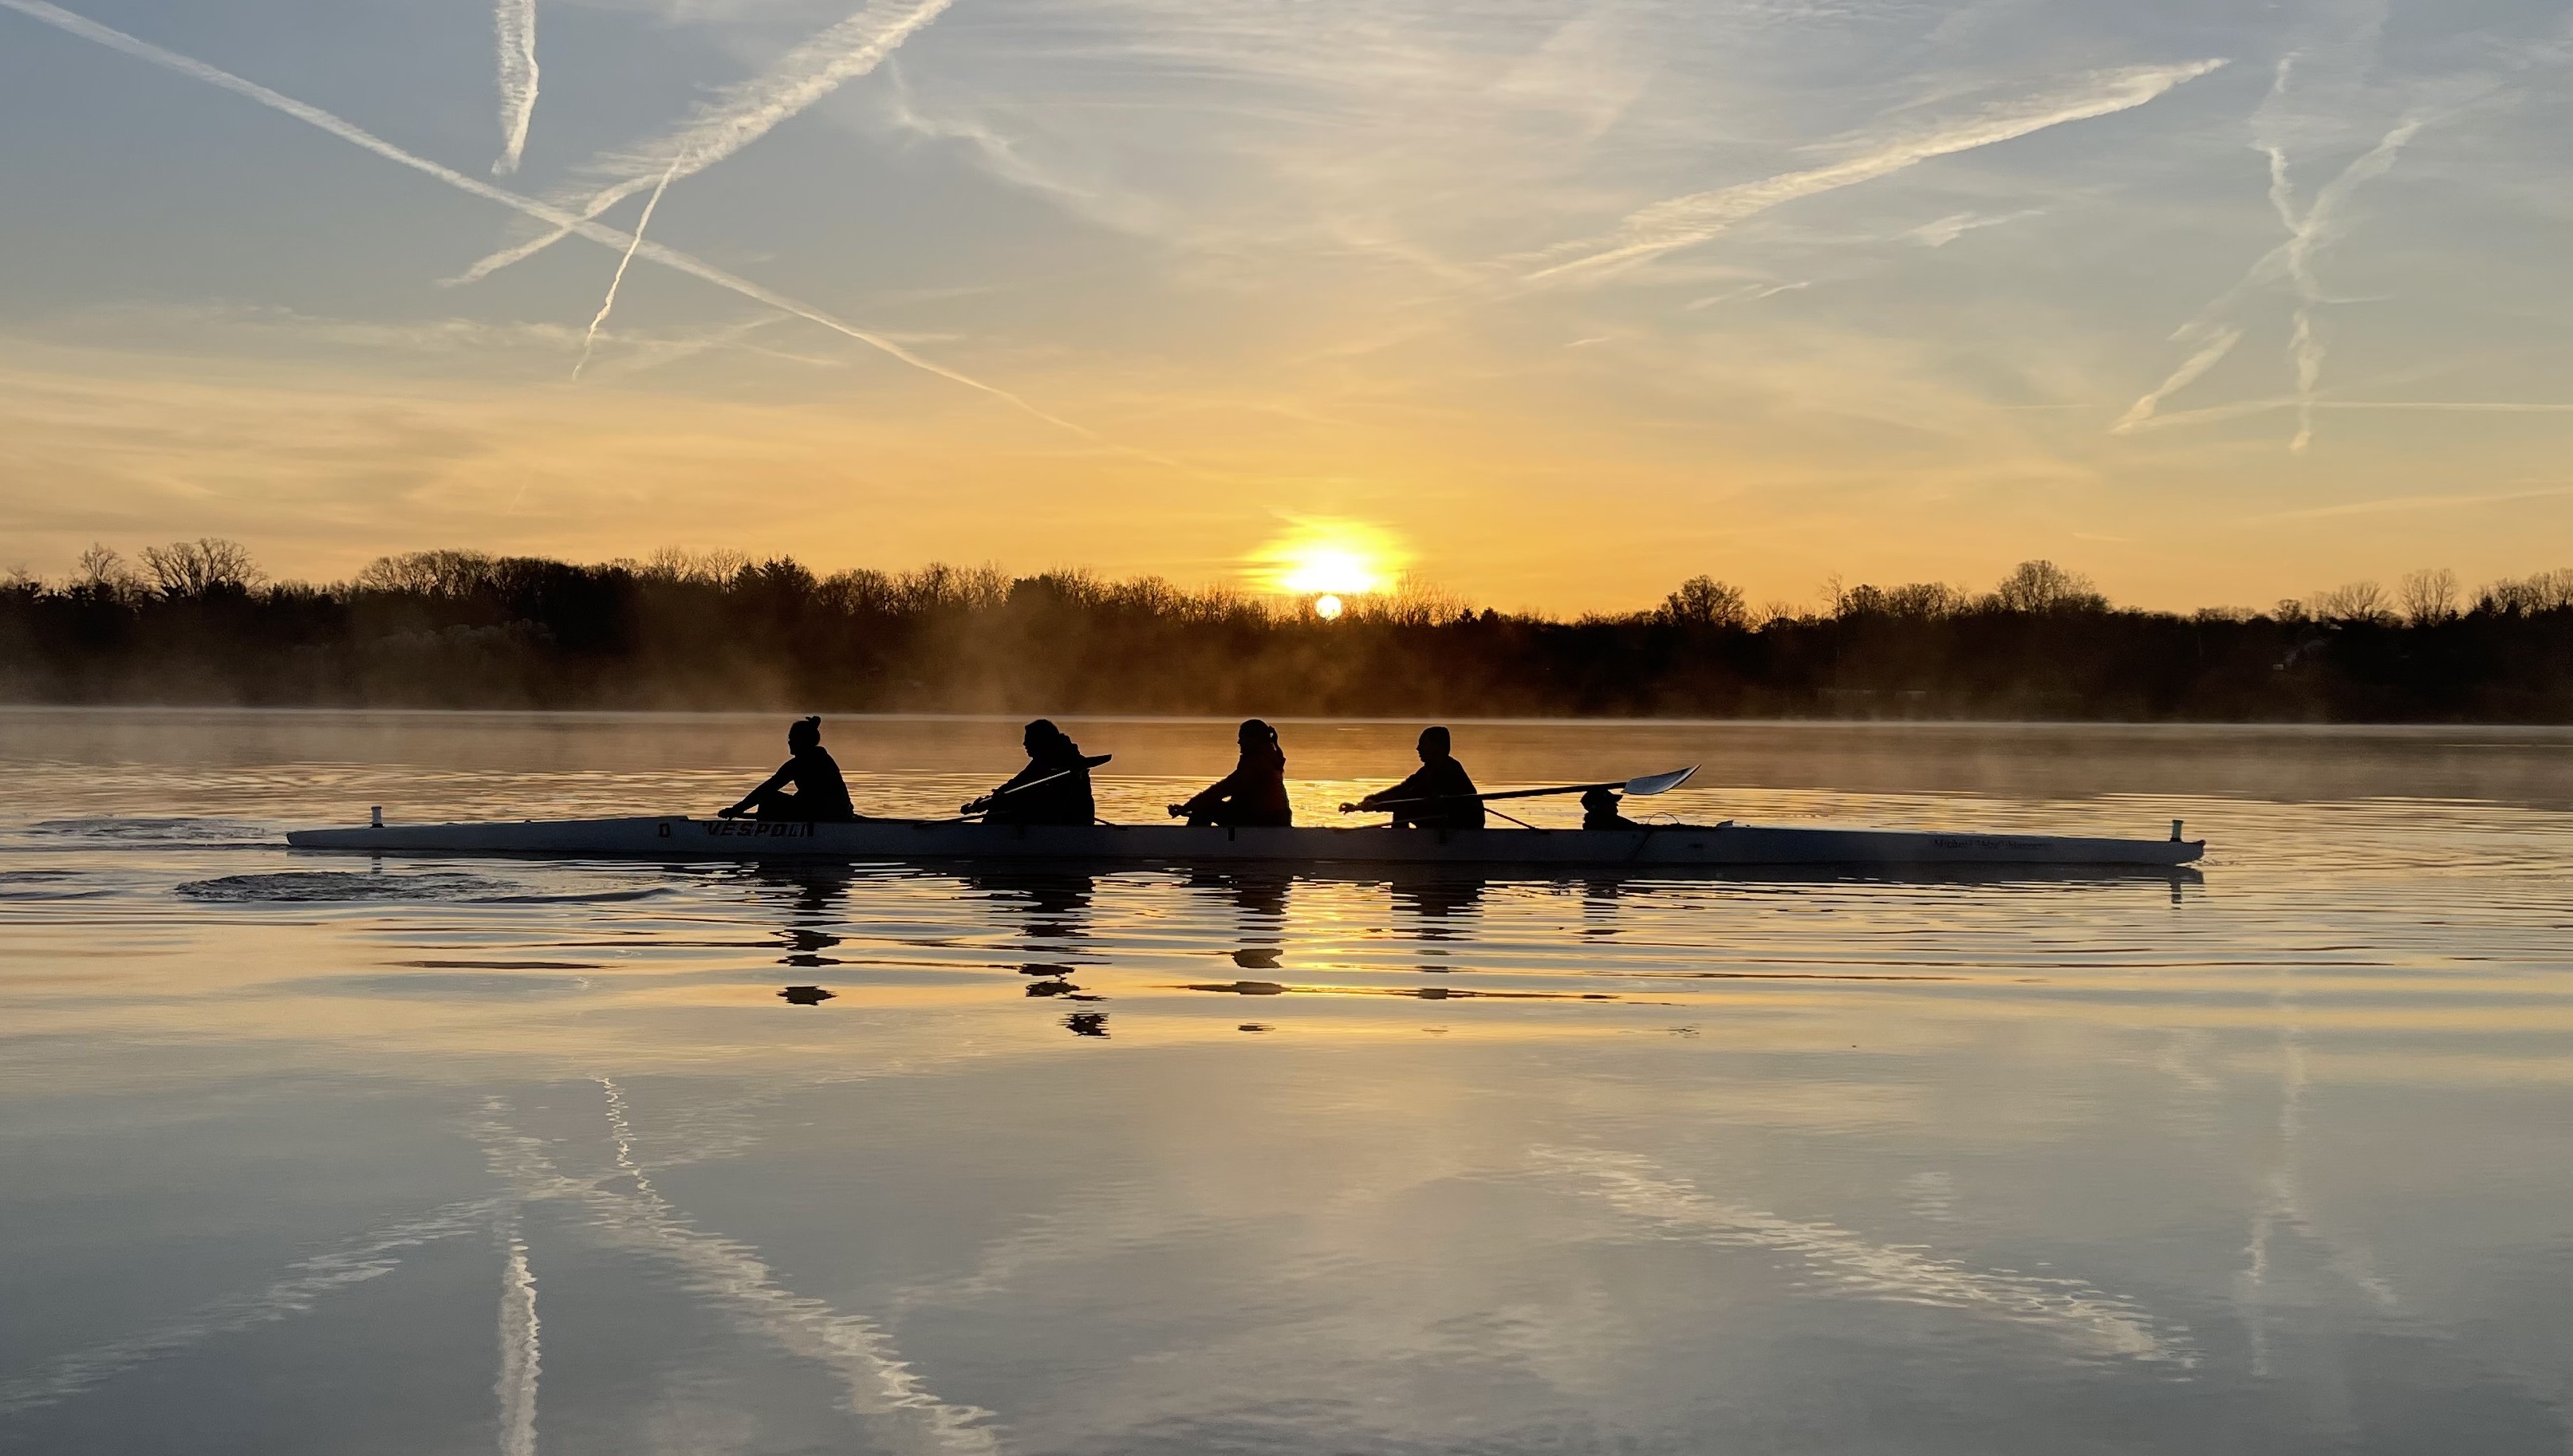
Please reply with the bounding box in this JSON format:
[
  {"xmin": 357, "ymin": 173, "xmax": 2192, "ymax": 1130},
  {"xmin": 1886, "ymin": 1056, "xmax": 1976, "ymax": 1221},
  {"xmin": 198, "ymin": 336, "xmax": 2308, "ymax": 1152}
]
[{"xmin": 3, "ymin": 709, "xmax": 2569, "ymax": 1454}]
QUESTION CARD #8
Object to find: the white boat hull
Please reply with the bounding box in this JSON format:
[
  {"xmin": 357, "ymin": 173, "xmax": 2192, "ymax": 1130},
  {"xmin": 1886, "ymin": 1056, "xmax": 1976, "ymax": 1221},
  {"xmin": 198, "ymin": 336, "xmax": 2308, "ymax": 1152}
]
[{"xmin": 286, "ymin": 817, "xmax": 2205, "ymax": 868}]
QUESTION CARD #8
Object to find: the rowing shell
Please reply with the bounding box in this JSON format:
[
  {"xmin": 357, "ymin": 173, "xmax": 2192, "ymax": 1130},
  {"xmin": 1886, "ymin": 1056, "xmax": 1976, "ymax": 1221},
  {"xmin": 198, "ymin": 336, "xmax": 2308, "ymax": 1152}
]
[{"xmin": 286, "ymin": 817, "xmax": 2205, "ymax": 868}]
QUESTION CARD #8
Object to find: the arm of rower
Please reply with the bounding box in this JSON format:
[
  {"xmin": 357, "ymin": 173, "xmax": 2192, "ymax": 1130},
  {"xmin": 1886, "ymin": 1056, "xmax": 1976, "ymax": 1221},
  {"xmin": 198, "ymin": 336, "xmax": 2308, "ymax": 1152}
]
[
  {"xmin": 1352, "ymin": 766, "xmax": 1431, "ymax": 811},
  {"xmin": 721, "ymin": 761, "xmax": 794, "ymax": 817}
]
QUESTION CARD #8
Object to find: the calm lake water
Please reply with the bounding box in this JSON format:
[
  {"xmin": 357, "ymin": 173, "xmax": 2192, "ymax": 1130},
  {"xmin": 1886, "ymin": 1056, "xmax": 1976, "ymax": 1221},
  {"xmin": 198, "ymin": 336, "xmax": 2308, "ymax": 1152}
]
[{"xmin": 3, "ymin": 708, "xmax": 2569, "ymax": 1455}]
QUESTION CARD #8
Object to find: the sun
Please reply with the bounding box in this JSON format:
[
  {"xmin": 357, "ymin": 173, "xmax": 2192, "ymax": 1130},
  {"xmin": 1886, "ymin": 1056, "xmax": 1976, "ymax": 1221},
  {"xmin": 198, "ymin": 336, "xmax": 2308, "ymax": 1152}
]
[
  {"xmin": 1280, "ymin": 548, "xmax": 1380, "ymax": 596},
  {"xmin": 1313, "ymin": 594, "xmax": 1345, "ymax": 620},
  {"xmin": 1250, "ymin": 521, "xmax": 1407, "ymax": 600}
]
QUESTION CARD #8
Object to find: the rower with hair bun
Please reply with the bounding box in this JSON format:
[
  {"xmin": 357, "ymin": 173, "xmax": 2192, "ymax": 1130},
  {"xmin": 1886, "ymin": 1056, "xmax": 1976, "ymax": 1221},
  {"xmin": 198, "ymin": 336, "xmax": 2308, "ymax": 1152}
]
[
  {"xmin": 1169, "ymin": 718, "xmax": 1293, "ymax": 827},
  {"xmin": 719, "ymin": 716, "xmax": 858, "ymax": 822}
]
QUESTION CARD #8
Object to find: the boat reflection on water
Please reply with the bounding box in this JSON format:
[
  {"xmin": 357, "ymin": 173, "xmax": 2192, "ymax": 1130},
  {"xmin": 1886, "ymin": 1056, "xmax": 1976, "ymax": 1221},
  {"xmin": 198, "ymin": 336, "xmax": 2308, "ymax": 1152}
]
[
  {"xmin": 1176, "ymin": 868, "xmax": 1290, "ymax": 970},
  {"xmin": 963, "ymin": 870, "xmax": 1108, "ymax": 1033},
  {"xmin": 731, "ymin": 861, "xmax": 857, "ymax": 969},
  {"xmin": 708, "ymin": 856, "xmax": 2201, "ymax": 1035},
  {"xmin": 964, "ymin": 868, "xmax": 1098, "ymax": 945}
]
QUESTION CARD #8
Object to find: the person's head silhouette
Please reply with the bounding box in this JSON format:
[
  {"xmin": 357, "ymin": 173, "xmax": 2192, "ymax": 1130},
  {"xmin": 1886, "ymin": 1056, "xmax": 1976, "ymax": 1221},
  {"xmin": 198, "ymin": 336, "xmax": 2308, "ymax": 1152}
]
[{"xmin": 1417, "ymin": 726, "xmax": 1452, "ymax": 764}]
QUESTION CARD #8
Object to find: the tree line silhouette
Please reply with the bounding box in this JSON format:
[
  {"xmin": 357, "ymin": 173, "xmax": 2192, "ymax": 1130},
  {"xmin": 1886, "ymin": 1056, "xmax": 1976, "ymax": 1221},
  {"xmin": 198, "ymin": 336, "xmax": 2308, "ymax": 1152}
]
[{"xmin": 8, "ymin": 541, "xmax": 2573, "ymax": 719}]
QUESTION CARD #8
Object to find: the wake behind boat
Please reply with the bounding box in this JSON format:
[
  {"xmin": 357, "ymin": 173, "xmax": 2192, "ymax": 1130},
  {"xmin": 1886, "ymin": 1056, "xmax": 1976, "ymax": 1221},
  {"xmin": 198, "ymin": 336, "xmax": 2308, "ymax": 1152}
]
[{"xmin": 286, "ymin": 813, "xmax": 2205, "ymax": 868}]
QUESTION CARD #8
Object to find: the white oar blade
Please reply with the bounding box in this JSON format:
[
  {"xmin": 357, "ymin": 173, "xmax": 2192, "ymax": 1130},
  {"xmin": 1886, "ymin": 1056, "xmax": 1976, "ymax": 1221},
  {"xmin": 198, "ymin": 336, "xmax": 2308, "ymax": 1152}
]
[{"xmin": 1622, "ymin": 765, "xmax": 1697, "ymax": 797}]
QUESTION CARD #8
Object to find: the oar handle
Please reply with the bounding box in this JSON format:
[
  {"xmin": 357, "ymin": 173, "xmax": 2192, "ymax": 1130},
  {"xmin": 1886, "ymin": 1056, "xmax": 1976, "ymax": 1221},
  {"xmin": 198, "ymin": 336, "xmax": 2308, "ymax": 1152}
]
[
  {"xmin": 963, "ymin": 768, "xmax": 1069, "ymax": 816},
  {"xmin": 960, "ymin": 755, "xmax": 1113, "ymax": 815},
  {"xmin": 1350, "ymin": 780, "xmax": 1623, "ymax": 812}
]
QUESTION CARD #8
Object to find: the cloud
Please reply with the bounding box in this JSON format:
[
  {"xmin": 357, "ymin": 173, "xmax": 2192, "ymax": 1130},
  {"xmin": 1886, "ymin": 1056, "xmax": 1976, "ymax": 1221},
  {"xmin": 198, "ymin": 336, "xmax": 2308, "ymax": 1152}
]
[
  {"xmin": 1683, "ymin": 280, "xmax": 1808, "ymax": 310},
  {"xmin": 0, "ymin": 0, "xmax": 1104, "ymax": 441},
  {"xmin": 1524, "ymin": 60, "xmax": 2227, "ymax": 282},
  {"xmin": 492, "ymin": 0, "xmax": 538, "ymax": 175},
  {"xmin": 452, "ymin": 0, "xmax": 954, "ymax": 285},
  {"xmin": 2248, "ymin": 478, "xmax": 2573, "ymax": 523},
  {"xmin": 1901, "ymin": 210, "xmax": 2037, "ymax": 247}
]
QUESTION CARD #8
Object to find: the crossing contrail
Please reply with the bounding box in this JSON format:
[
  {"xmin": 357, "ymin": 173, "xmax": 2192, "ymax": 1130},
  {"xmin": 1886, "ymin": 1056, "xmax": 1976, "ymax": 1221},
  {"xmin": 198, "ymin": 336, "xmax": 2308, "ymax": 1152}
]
[
  {"xmin": 573, "ymin": 155, "xmax": 682, "ymax": 379},
  {"xmin": 492, "ymin": 0, "xmax": 538, "ymax": 175},
  {"xmin": 1526, "ymin": 60, "xmax": 2225, "ymax": 282},
  {"xmin": 0, "ymin": 0, "xmax": 1102, "ymax": 440},
  {"xmin": 453, "ymin": 0, "xmax": 953, "ymax": 285},
  {"xmin": 475, "ymin": 1099, "xmax": 1001, "ymax": 1456}
]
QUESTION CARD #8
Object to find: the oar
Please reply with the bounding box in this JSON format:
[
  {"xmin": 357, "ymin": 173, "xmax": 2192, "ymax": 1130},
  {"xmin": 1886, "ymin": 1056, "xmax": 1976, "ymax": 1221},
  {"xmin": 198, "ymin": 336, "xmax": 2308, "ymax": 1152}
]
[
  {"xmin": 958, "ymin": 755, "xmax": 1113, "ymax": 817},
  {"xmin": 1340, "ymin": 765, "xmax": 1697, "ymax": 814}
]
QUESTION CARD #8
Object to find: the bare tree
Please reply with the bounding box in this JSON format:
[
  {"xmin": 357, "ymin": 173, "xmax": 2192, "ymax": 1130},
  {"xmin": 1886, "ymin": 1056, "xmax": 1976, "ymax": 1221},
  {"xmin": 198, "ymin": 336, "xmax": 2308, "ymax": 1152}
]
[
  {"xmin": 1989, "ymin": 560, "xmax": 2107, "ymax": 614},
  {"xmin": 73, "ymin": 544, "xmax": 138, "ymax": 597},
  {"xmin": 2308, "ymin": 580, "xmax": 2393, "ymax": 624},
  {"xmin": 1656, "ymin": 575, "xmax": 1748, "ymax": 628},
  {"xmin": 139, "ymin": 539, "xmax": 262, "ymax": 598},
  {"xmin": 2398, "ymin": 568, "xmax": 2461, "ymax": 626},
  {"xmin": 1834, "ymin": 581, "xmax": 1967, "ymax": 620},
  {"xmin": 642, "ymin": 546, "xmax": 751, "ymax": 586},
  {"xmin": 357, "ymin": 549, "xmax": 498, "ymax": 596},
  {"xmin": 2476, "ymin": 569, "xmax": 2573, "ymax": 616}
]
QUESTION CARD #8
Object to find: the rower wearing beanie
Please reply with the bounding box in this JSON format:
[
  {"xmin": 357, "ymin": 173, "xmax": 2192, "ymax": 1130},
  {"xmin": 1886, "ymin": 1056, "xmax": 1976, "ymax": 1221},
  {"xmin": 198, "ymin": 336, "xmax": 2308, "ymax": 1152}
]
[{"xmin": 1351, "ymin": 726, "xmax": 1484, "ymax": 829}]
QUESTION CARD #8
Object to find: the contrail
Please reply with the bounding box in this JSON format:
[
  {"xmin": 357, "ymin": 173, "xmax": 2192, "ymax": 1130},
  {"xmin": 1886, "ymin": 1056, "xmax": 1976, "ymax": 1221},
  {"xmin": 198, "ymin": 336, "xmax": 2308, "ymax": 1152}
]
[
  {"xmin": 475, "ymin": 1099, "xmax": 1000, "ymax": 1456},
  {"xmin": 0, "ymin": 1197, "xmax": 507, "ymax": 1416},
  {"xmin": 492, "ymin": 0, "xmax": 538, "ymax": 175},
  {"xmin": 2112, "ymin": 326, "xmax": 2242, "ymax": 433},
  {"xmin": 1533, "ymin": 1147, "xmax": 2194, "ymax": 1364},
  {"xmin": 2114, "ymin": 114, "xmax": 2423, "ymax": 448},
  {"xmin": 573, "ymin": 156, "xmax": 682, "ymax": 379},
  {"xmin": 2237, "ymin": 1005, "xmax": 2398, "ymax": 1378},
  {"xmin": 2270, "ymin": 112, "xmax": 2426, "ymax": 451},
  {"xmin": 1526, "ymin": 60, "xmax": 2226, "ymax": 282},
  {"xmin": 454, "ymin": 0, "xmax": 954, "ymax": 285},
  {"xmin": 0, "ymin": 0, "xmax": 1103, "ymax": 441},
  {"xmin": 495, "ymin": 1218, "xmax": 541, "ymax": 1456}
]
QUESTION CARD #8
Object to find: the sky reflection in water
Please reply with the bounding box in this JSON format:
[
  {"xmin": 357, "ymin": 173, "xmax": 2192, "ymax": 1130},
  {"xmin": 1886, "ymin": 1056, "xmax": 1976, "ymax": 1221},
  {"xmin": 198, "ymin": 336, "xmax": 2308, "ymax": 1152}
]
[{"xmin": 2, "ymin": 710, "xmax": 2570, "ymax": 1454}]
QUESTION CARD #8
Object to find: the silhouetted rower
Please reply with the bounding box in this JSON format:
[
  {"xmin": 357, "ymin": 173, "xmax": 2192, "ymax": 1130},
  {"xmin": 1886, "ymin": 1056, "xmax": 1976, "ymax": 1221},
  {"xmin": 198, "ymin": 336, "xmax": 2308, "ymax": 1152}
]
[
  {"xmin": 1171, "ymin": 718, "xmax": 1293, "ymax": 828},
  {"xmin": 720, "ymin": 716, "xmax": 857, "ymax": 822},
  {"xmin": 1353, "ymin": 726, "xmax": 1485, "ymax": 829},
  {"xmin": 1582, "ymin": 787, "xmax": 1640, "ymax": 830},
  {"xmin": 970, "ymin": 719, "xmax": 1103, "ymax": 826}
]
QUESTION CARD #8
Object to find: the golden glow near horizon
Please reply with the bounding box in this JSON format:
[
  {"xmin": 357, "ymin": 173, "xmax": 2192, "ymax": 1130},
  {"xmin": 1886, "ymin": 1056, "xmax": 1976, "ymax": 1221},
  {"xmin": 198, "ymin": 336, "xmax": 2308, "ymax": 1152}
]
[
  {"xmin": 1252, "ymin": 522, "xmax": 1409, "ymax": 600},
  {"xmin": 1314, "ymin": 594, "xmax": 1346, "ymax": 620}
]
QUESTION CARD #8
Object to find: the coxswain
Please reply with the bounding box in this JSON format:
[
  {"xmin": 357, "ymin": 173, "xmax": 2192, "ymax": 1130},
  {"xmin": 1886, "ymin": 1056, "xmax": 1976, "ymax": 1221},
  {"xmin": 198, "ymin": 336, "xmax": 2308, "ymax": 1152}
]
[
  {"xmin": 1169, "ymin": 718, "xmax": 1293, "ymax": 827},
  {"xmin": 968, "ymin": 719, "xmax": 1105, "ymax": 825},
  {"xmin": 1347, "ymin": 726, "xmax": 1485, "ymax": 829},
  {"xmin": 719, "ymin": 716, "xmax": 858, "ymax": 822}
]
